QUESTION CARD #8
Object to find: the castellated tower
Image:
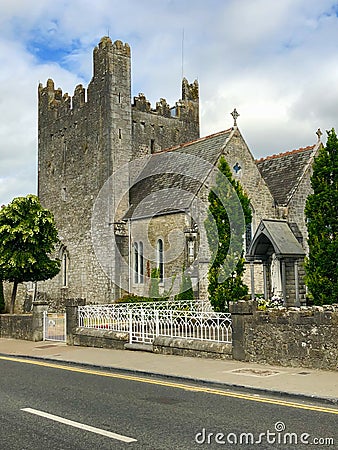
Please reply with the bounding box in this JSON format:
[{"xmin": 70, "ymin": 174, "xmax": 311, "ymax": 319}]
[
  {"xmin": 131, "ymin": 77, "xmax": 199, "ymax": 157},
  {"xmin": 37, "ymin": 36, "xmax": 200, "ymax": 306}
]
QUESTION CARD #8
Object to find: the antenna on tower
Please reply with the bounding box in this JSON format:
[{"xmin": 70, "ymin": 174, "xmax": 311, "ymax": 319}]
[{"xmin": 181, "ymin": 28, "xmax": 185, "ymax": 80}]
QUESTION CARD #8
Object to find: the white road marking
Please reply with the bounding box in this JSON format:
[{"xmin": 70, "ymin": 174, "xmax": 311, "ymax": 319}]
[{"xmin": 21, "ymin": 407, "xmax": 137, "ymax": 443}]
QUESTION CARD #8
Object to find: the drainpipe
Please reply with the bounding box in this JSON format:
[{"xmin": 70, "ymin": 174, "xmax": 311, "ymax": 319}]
[
  {"xmin": 128, "ymin": 219, "xmax": 131, "ymax": 293},
  {"xmin": 250, "ymin": 261, "xmax": 255, "ymax": 300}
]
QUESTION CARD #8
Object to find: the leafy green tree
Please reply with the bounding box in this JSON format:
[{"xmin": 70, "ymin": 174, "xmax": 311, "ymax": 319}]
[
  {"xmin": 0, "ymin": 195, "xmax": 60, "ymax": 313},
  {"xmin": 305, "ymin": 128, "xmax": 338, "ymax": 305},
  {"xmin": 174, "ymin": 269, "xmax": 194, "ymax": 301},
  {"xmin": 205, "ymin": 156, "xmax": 252, "ymax": 311},
  {"xmin": 147, "ymin": 267, "xmax": 175, "ymax": 301},
  {"xmin": 148, "ymin": 267, "xmax": 160, "ymax": 299}
]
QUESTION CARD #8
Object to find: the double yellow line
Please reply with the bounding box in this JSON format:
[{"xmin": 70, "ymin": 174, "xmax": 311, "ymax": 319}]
[{"xmin": 1, "ymin": 355, "xmax": 337, "ymax": 415}]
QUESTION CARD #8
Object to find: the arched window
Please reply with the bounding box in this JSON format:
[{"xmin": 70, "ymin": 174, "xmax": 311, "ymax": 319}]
[
  {"xmin": 133, "ymin": 241, "xmax": 144, "ymax": 284},
  {"xmin": 134, "ymin": 242, "xmax": 139, "ymax": 284},
  {"xmin": 157, "ymin": 239, "xmax": 164, "ymax": 282},
  {"xmin": 61, "ymin": 247, "xmax": 69, "ymax": 287},
  {"xmin": 139, "ymin": 241, "xmax": 144, "ymax": 283},
  {"xmin": 245, "ymin": 223, "xmax": 252, "ymax": 253}
]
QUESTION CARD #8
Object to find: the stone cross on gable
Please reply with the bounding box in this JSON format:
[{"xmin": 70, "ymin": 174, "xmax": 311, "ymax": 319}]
[
  {"xmin": 231, "ymin": 108, "xmax": 240, "ymax": 127},
  {"xmin": 316, "ymin": 128, "xmax": 322, "ymax": 141}
]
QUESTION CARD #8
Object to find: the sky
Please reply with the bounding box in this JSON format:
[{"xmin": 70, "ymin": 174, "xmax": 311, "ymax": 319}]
[{"xmin": 1, "ymin": 0, "xmax": 338, "ymax": 205}]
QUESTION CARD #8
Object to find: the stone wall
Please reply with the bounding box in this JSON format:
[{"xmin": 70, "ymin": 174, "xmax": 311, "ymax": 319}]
[
  {"xmin": 0, "ymin": 314, "xmax": 33, "ymax": 340},
  {"xmin": 283, "ymin": 258, "xmax": 306, "ymax": 306},
  {"xmin": 37, "ymin": 37, "xmax": 200, "ymax": 307},
  {"xmin": 130, "ymin": 212, "xmax": 189, "ymax": 297},
  {"xmin": 131, "ymin": 78, "xmax": 199, "ymax": 159},
  {"xmin": 222, "ymin": 129, "xmax": 277, "ymax": 297},
  {"xmin": 223, "ymin": 129, "xmax": 277, "ymax": 227},
  {"xmin": 287, "ymin": 161, "xmax": 313, "ymax": 255},
  {"xmin": 37, "ymin": 38, "xmax": 133, "ymax": 306},
  {"xmin": 2, "ymin": 297, "xmax": 337, "ymax": 371},
  {"xmin": 73, "ymin": 328, "xmax": 128, "ymax": 349},
  {"xmin": 153, "ymin": 336, "xmax": 232, "ymax": 359},
  {"xmin": 0, "ymin": 301, "xmax": 48, "ymax": 341},
  {"xmin": 230, "ymin": 300, "xmax": 338, "ymax": 370}
]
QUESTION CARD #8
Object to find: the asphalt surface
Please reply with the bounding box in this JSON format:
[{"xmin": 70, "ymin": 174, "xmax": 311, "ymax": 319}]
[
  {"xmin": 0, "ymin": 357, "xmax": 337, "ymax": 449},
  {"xmin": 0, "ymin": 339, "xmax": 337, "ymax": 406}
]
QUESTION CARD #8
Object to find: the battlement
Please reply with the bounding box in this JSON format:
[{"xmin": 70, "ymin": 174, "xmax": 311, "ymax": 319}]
[
  {"xmin": 132, "ymin": 93, "xmax": 174, "ymax": 118},
  {"xmin": 38, "ymin": 78, "xmax": 88, "ymax": 120},
  {"xmin": 182, "ymin": 77, "xmax": 199, "ymax": 101},
  {"xmin": 95, "ymin": 36, "xmax": 131, "ymax": 56},
  {"xmin": 38, "ymin": 36, "xmax": 199, "ymax": 138},
  {"xmin": 132, "ymin": 93, "xmax": 151, "ymax": 112},
  {"xmin": 92, "ymin": 37, "xmax": 131, "ymax": 82},
  {"xmin": 132, "ymin": 77, "xmax": 199, "ymax": 120}
]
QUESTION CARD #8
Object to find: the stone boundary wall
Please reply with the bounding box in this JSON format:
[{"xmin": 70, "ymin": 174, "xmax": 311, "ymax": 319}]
[
  {"xmin": 0, "ymin": 314, "xmax": 33, "ymax": 340},
  {"xmin": 73, "ymin": 328, "xmax": 128, "ymax": 350},
  {"xmin": 3, "ymin": 299, "xmax": 336, "ymax": 370},
  {"xmin": 230, "ymin": 301, "xmax": 338, "ymax": 370},
  {"xmin": 66, "ymin": 300, "xmax": 233, "ymax": 359},
  {"xmin": 153, "ymin": 336, "xmax": 232, "ymax": 359},
  {"xmin": 0, "ymin": 301, "xmax": 48, "ymax": 342}
]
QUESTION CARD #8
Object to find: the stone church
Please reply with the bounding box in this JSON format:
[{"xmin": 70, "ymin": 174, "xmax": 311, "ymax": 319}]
[{"xmin": 34, "ymin": 36, "xmax": 322, "ymax": 310}]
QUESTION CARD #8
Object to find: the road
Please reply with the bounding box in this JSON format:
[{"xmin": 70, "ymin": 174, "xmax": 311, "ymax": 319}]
[{"xmin": 0, "ymin": 356, "xmax": 337, "ymax": 449}]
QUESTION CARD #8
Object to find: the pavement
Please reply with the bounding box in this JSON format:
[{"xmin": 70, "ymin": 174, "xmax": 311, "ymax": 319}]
[{"xmin": 0, "ymin": 338, "xmax": 337, "ymax": 405}]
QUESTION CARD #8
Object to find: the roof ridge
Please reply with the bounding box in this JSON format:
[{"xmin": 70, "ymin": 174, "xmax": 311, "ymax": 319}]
[
  {"xmin": 156, "ymin": 128, "xmax": 232, "ymax": 154},
  {"xmin": 255, "ymin": 144, "xmax": 316, "ymax": 164}
]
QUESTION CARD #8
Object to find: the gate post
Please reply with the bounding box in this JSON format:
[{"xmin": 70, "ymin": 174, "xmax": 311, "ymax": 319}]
[
  {"xmin": 65, "ymin": 298, "xmax": 86, "ymax": 345},
  {"xmin": 32, "ymin": 301, "xmax": 48, "ymax": 342},
  {"xmin": 229, "ymin": 300, "xmax": 256, "ymax": 361}
]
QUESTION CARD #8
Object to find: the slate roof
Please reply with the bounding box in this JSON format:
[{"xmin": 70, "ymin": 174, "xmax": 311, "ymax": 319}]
[
  {"xmin": 125, "ymin": 130, "xmax": 231, "ymax": 220},
  {"xmin": 247, "ymin": 219, "xmax": 306, "ymax": 259},
  {"xmin": 255, "ymin": 145, "xmax": 316, "ymax": 206}
]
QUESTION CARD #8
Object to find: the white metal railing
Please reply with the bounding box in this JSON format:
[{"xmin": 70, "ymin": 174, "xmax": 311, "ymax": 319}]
[
  {"xmin": 78, "ymin": 305, "xmax": 130, "ymax": 333},
  {"xmin": 85, "ymin": 299, "xmax": 214, "ymax": 312},
  {"xmin": 77, "ymin": 300, "xmax": 212, "ymax": 331},
  {"xmin": 78, "ymin": 300, "xmax": 232, "ymax": 345},
  {"xmin": 129, "ymin": 308, "xmax": 232, "ymax": 344}
]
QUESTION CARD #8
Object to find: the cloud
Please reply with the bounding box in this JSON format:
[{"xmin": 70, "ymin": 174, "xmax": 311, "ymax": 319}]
[
  {"xmin": 1, "ymin": 0, "xmax": 338, "ymax": 204},
  {"xmin": 0, "ymin": 36, "xmax": 82, "ymax": 205}
]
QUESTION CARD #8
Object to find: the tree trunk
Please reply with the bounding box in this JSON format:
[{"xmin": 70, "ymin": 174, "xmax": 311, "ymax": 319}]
[{"xmin": 10, "ymin": 280, "xmax": 18, "ymax": 314}]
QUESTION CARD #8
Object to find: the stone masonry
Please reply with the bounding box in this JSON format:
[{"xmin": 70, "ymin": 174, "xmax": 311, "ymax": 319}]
[
  {"xmin": 37, "ymin": 37, "xmax": 199, "ymax": 306},
  {"xmin": 231, "ymin": 300, "xmax": 338, "ymax": 370},
  {"xmin": 32, "ymin": 36, "xmax": 319, "ymax": 308}
]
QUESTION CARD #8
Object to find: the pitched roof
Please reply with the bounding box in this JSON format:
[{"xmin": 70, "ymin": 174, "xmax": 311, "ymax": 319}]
[
  {"xmin": 255, "ymin": 145, "xmax": 316, "ymax": 206},
  {"xmin": 125, "ymin": 130, "xmax": 231, "ymax": 219},
  {"xmin": 247, "ymin": 219, "xmax": 306, "ymax": 259}
]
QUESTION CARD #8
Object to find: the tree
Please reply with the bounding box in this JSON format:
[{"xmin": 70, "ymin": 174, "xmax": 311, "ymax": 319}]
[
  {"xmin": 148, "ymin": 267, "xmax": 160, "ymax": 299},
  {"xmin": 174, "ymin": 268, "xmax": 194, "ymax": 301},
  {"xmin": 205, "ymin": 156, "xmax": 252, "ymax": 311},
  {"xmin": 305, "ymin": 128, "xmax": 338, "ymax": 305},
  {"xmin": 0, "ymin": 195, "xmax": 60, "ymax": 313},
  {"xmin": 148, "ymin": 267, "xmax": 175, "ymax": 301}
]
